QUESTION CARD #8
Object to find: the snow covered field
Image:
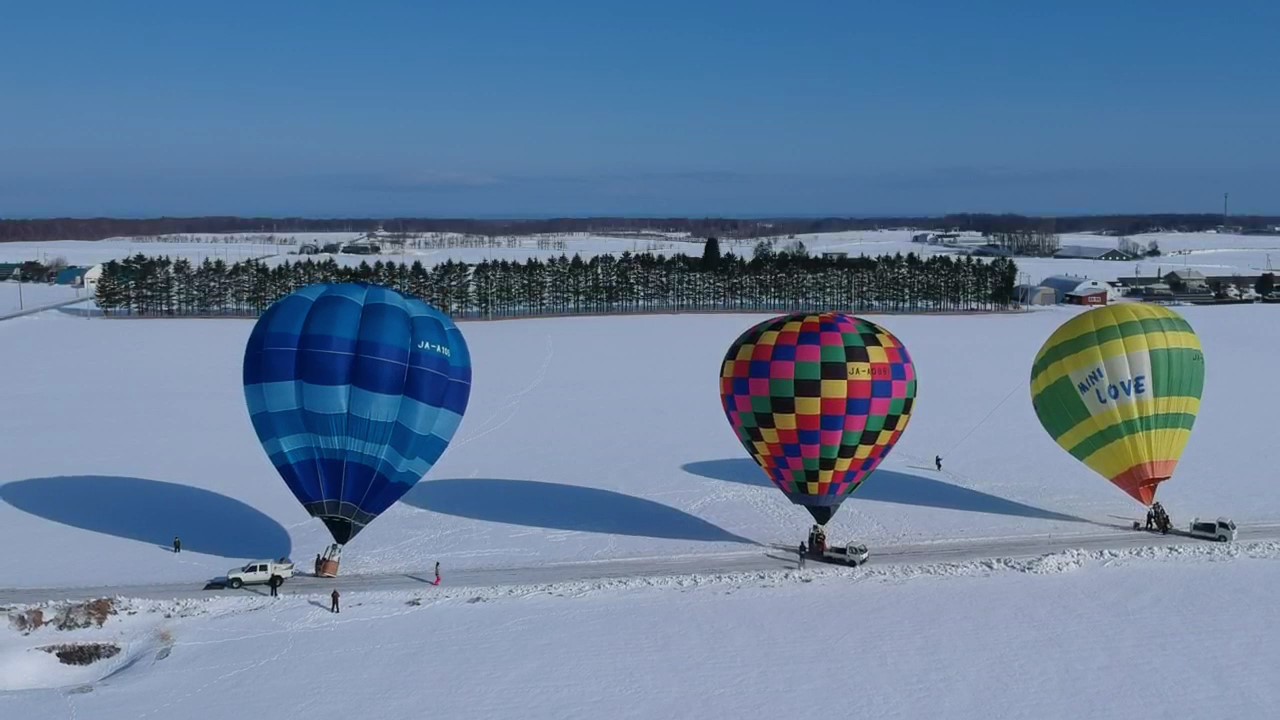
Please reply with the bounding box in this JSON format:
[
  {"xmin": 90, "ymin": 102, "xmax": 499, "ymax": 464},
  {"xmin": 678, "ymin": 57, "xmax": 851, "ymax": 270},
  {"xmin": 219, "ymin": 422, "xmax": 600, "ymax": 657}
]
[
  {"xmin": 2, "ymin": 241, "xmax": 1278, "ymax": 716},
  {"xmin": 1, "ymin": 304, "xmax": 1277, "ymax": 592},
  {"xmin": 3, "ymin": 542, "xmax": 1277, "ymax": 718},
  {"xmin": 4, "ymin": 230, "xmax": 1276, "ymax": 286},
  {"xmin": 0, "ymin": 282, "xmax": 86, "ymax": 315}
]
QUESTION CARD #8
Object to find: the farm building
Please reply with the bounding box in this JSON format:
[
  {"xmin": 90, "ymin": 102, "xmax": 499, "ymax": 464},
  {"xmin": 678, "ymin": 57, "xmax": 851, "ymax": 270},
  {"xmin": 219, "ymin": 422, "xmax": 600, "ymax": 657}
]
[
  {"xmin": 1014, "ymin": 284, "xmax": 1055, "ymax": 305},
  {"xmin": 1040, "ymin": 275, "xmax": 1118, "ymax": 304},
  {"xmin": 1054, "ymin": 245, "xmax": 1133, "ymax": 261},
  {"xmin": 53, "ymin": 265, "xmax": 103, "ymax": 290},
  {"xmin": 1066, "ymin": 288, "xmax": 1109, "ymax": 306},
  {"xmin": 1163, "ymin": 269, "xmax": 1208, "ymax": 290}
]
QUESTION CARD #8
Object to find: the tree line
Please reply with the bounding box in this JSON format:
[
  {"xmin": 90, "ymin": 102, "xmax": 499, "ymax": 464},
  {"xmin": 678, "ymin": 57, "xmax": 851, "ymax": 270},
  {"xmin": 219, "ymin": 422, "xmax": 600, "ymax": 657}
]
[
  {"xmin": 93, "ymin": 245, "xmax": 1019, "ymax": 318},
  {"xmin": 6, "ymin": 213, "xmax": 1279, "ymax": 243}
]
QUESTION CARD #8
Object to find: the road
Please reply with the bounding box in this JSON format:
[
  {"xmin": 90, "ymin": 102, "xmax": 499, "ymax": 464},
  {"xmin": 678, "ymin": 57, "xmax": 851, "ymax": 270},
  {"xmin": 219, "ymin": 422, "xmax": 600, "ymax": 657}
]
[
  {"xmin": 5, "ymin": 521, "xmax": 1279, "ymax": 606},
  {"xmin": 0, "ymin": 296, "xmax": 89, "ymax": 322}
]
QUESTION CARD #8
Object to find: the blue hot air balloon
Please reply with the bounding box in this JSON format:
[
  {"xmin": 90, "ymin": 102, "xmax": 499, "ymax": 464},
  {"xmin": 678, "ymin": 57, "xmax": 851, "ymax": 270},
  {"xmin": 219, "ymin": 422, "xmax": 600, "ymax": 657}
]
[{"xmin": 242, "ymin": 283, "xmax": 472, "ymax": 555}]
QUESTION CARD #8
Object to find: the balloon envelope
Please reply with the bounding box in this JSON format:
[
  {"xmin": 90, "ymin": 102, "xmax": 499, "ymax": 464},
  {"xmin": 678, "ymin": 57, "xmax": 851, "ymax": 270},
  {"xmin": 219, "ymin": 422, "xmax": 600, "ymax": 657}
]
[
  {"xmin": 243, "ymin": 283, "xmax": 472, "ymax": 544},
  {"xmin": 1030, "ymin": 303, "xmax": 1204, "ymax": 506},
  {"xmin": 719, "ymin": 312, "xmax": 917, "ymax": 524}
]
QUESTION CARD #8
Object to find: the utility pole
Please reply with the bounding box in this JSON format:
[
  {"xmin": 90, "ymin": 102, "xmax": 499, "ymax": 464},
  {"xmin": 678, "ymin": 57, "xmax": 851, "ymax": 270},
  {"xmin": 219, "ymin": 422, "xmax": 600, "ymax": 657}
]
[{"xmin": 1223, "ymin": 192, "xmax": 1229, "ymax": 226}]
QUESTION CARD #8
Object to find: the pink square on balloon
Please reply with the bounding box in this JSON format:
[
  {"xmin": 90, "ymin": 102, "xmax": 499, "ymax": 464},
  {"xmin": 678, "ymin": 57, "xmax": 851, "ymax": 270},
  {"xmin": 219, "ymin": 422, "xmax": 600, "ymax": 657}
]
[
  {"xmin": 771, "ymin": 361, "xmax": 795, "ymax": 379},
  {"xmin": 870, "ymin": 398, "xmax": 891, "ymax": 415},
  {"xmin": 801, "ymin": 444, "xmax": 819, "ymax": 459},
  {"xmin": 749, "ymin": 378, "xmax": 770, "ymax": 396},
  {"xmin": 796, "ymin": 345, "xmax": 821, "ymax": 363}
]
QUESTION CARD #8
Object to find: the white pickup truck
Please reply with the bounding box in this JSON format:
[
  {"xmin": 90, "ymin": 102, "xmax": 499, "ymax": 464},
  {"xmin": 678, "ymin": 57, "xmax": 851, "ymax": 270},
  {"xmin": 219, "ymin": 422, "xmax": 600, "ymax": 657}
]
[
  {"xmin": 226, "ymin": 559, "xmax": 295, "ymax": 589},
  {"xmin": 1187, "ymin": 517, "xmax": 1237, "ymax": 542}
]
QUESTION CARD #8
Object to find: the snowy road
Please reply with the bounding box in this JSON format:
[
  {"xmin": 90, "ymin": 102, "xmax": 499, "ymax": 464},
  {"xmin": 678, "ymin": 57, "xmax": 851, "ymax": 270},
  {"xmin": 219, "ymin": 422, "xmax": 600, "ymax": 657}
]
[{"xmin": 6, "ymin": 520, "xmax": 1279, "ymax": 606}]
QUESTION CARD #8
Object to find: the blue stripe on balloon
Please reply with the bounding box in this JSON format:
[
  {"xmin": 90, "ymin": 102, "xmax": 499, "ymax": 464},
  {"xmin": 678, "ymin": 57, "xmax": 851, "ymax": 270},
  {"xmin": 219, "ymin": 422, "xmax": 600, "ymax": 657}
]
[{"xmin": 242, "ymin": 283, "xmax": 472, "ymax": 540}]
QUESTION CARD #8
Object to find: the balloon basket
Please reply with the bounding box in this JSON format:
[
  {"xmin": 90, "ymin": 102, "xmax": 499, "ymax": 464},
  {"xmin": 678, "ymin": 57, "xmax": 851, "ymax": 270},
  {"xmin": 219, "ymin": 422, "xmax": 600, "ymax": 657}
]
[{"xmin": 316, "ymin": 543, "xmax": 343, "ymax": 577}]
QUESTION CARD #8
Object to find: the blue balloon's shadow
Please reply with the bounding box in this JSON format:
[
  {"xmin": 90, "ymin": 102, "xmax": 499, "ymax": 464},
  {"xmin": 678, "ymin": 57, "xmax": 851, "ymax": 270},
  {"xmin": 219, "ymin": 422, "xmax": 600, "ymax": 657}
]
[
  {"xmin": 400, "ymin": 478, "xmax": 754, "ymax": 544},
  {"xmin": 1, "ymin": 476, "xmax": 293, "ymax": 558},
  {"xmin": 681, "ymin": 458, "xmax": 1087, "ymax": 524}
]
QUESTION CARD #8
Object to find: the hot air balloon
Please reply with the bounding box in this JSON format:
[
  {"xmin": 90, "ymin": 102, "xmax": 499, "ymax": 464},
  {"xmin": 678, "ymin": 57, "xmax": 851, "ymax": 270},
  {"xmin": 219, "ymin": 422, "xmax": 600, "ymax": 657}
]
[
  {"xmin": 719, "ymin": 312, "xmax": 917, "ymax": 526},
  {"xmin": 242, "ymin": 283, "xmax": 472, "ymax": 575},
  {"xmin": 1030, "ymin": 303, "xmax": 1204, "ymax": 507}
]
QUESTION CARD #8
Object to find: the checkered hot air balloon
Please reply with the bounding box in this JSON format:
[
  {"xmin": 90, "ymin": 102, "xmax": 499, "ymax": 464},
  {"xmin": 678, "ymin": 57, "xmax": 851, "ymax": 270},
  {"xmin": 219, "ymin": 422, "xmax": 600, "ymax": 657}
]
[
  {"xmin": 243, "ymin": 283, "xmax": 472, "ymax": 546},
  {"xmin": 1030, "ymin": 303, "xmax": 1204, "ymax": 506},
  {"xmin": 719, "ymin": 312, "xmax": 917, "ymax": 525}
]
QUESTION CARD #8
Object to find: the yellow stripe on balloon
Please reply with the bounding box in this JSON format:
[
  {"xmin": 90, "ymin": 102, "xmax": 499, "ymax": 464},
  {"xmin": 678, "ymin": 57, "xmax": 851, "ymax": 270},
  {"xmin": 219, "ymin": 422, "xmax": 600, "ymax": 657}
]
[{"xmin": 1053, "ymin": 397, "xmax": 1201, "ymax": 451}]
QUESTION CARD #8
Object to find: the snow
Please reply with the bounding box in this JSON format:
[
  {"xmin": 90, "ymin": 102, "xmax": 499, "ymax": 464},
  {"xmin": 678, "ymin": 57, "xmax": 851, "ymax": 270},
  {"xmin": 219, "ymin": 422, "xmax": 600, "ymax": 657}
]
[
  {"xmin": 2, "ymin": 230, "xmax": 1278, "ymax": 715},
  {"xmin": 3, "ymin": 542, "xmax": 1277, "ymax": 718},
  {"xmin": 4, "ymin": 229, "xmax": 1277, "ymax": 287},
  {"xmin": 0, "ymin": 282, "xmax": 86, "ymax": 315},
  {"xmin": 1, "ymin": 304, "xmax": 1278, "ymax": 591}
]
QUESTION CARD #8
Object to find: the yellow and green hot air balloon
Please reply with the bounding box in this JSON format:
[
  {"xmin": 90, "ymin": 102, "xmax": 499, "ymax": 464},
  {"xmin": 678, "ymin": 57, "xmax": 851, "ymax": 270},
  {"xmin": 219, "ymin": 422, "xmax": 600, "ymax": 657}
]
[{"xmin": 1030, "ymin": 303, "xmax": 1204, "ymax": 506}]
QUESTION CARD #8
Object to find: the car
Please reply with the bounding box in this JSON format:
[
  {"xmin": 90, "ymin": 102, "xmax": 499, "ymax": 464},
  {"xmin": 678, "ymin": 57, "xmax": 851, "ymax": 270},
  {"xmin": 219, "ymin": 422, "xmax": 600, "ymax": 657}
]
[
  {"xmin": 1187, "ymin": 517, "xmax": 1237, "ymax": 542},
  {"xmin": 225, "ymin": 559, "xmax": 295, "ymax": 589}
]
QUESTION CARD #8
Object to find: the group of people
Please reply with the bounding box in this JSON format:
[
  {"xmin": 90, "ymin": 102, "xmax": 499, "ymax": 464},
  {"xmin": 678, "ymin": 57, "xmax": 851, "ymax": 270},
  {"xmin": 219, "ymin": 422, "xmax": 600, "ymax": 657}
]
[{"xmin": 1145, "ymin": 501, "xmax": 1171, "ymax": 534}]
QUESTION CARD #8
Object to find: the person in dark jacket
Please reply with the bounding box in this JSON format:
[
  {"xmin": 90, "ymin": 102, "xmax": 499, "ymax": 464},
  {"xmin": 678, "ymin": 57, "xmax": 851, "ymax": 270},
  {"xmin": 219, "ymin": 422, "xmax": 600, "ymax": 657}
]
[
  {"xmin": 935, "ymin": 455, "xmax": 943, "ymax": 471},
  {"xmin": 798, "ymin": 542, "xmax": 806, "ymax": 569},
  {"xmin": 434, "ymin": 561, "xmax": 441, "ymax": 586},
  {"xmin": 269, "ymin": 576, "xmax": 279, "ymax": 597},
  {"xmin": 330, "ymin": 589, "xmax": 340, "ymax": 613},
  {"xmin": 173, "ymin": 536, "xmax": 181, "ymax": 553}
]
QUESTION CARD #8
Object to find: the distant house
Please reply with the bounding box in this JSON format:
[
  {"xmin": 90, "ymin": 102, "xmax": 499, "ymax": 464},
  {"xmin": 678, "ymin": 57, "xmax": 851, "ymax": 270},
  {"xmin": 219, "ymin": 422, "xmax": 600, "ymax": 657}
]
[
  {"xmin": 1054, "ymin": 245, "xmax": 1133, "ymax": 261},
  {"xmin": 1164, "ymin": 269, "xmax": 1208, "ymax": 290},
  {"xmin": 911, "ymin": 232, "xmax": 935, "ymax": 244},
  {"xmin": 297, "ymin": 243, "xmax": 320, "ymax": 255},
  {"xmin": 341, "ymin": 241, "xmax": 381, "ymax": 255},
  {"xmin": 0, "ymin": 263, "xmax": 20, "ymax": 281},
  {"xmin": 1040, "ymin": 275, "xmax": 1118, "ymax": 304}
]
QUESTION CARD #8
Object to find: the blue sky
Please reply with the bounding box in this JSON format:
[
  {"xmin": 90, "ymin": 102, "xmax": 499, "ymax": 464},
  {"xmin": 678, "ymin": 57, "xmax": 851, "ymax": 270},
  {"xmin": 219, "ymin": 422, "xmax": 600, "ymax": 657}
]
[{"xmin": 2, "ymin": 1, "xmax": 1277, "ymax": 217}]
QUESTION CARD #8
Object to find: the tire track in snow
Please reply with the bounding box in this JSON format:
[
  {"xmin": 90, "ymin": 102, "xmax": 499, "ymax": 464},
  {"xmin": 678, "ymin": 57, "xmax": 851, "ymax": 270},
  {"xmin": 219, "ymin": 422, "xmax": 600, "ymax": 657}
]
[{"xmin": 448, "ymin": 334, "xmax": 554, "ymax": 451}]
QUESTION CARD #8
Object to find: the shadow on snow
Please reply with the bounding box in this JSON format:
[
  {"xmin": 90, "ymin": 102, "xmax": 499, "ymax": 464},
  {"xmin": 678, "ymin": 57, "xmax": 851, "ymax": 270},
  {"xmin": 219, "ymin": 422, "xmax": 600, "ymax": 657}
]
[
  {"xmin": 0, "ymin": 475, "xmax": 293, "ymax": 559},
  {"xmin": 400, "ymin": 478, "xmax": 754, "ymax": 544},
  {"xmin": 681, "ymin": 458, "xmax": 1086, "ymax": 524}
]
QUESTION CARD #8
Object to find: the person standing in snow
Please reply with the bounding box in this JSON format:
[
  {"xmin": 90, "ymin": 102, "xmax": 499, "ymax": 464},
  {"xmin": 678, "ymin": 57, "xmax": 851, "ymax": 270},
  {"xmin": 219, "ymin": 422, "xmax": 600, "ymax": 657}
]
[
  {"xmin": 798, "ymin": 542, "xmax": 806, "ymax": 569},
  {"xmin": 330, "ymin": 589, "xmax": 340, "ymax": 613},
  {"xmin": 935, "ymin": 455, "xmax": 942, "ymax": 471},
  {"xmin": 173, "ymin": 536, "xmax": 181, "ymax": 553},
  {"xmin": 434, "ymin": 561, "xmax": 441, "ymax": 586},
  {"xmin": 269, "ymin": 576, "xmax": 279, "ymax": 597}
]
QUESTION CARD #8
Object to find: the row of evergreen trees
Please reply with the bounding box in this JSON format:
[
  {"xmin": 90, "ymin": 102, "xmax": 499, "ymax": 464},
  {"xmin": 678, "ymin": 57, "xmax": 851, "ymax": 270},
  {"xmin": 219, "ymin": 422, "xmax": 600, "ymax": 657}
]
[{"xmin": 93, "ymin": 248, "xmax": 1019, "ymax": 318}]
